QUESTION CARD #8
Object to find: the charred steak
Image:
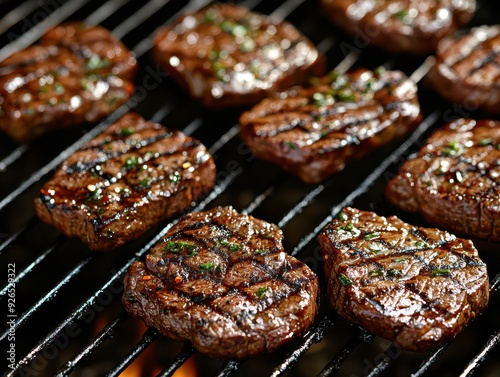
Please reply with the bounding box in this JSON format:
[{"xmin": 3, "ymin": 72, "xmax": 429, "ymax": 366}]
[
  {"xmin": 427, "ymin": 25, "xmax": 500, "ymax": 114},
  {"xmin": 239, "ymin": 68, "xmax": 421, "ymax": 184},
  {"xmin": 122, "ymin": 206, "xmax": 319, "ymax": 360},
  {"xmin": 34, "ymin": 113, "xmax": 215, "ymax": 251},
  {"xmin": 152, "ymin": 3, "xmax": 325, "ymax": 109},
  {"xmin": 319, "ymin": 0, "xmax": 475, "ymax": 54},
  {"xmin": 318, "ymin": 207, "xmax": 489, "ymax": 352},
  {"xmin": 386, "ymin": 118, "xmax": 500, "ymax": 241},
  {"xmin": 0, "ymin": 22, "xmax": 136, "ymax": 143}
]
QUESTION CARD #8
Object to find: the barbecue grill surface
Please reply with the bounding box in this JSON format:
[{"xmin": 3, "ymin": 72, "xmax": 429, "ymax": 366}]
[{"xmin": 1, "ymin": 0, "xmax": 499, "ymax": 376}]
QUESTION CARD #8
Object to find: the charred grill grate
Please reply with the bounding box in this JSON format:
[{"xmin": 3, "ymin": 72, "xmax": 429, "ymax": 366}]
[{"xmin": 1, "ymin": 0, "xmax": 500, "ymax": 376}]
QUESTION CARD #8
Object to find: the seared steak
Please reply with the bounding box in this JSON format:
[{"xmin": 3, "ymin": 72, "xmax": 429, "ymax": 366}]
[
  {"xmin": 318, "ymin": 207, "xmax": 489, "ymax": 352},
  {"xmin": 122, "ymin": 206, "xmax": 319, "ymax": 360},
  {"xmin": 428, "ymin": 25, "xmax": 500, "ymax": 114},
  {"xmin": 239, "ymin": 68, "xmax": 421, "ymax": 184},
  {"xmin": 0, "ymin": 22, "xmax": 137, "ymax": 143},
  {"xmin": 34, "ymin": 113, "xmax": 215, "ymax": 251},
  {"xmin": 386, "ymin": 118, "xmax": 500, "ymax": 241},
  {"xmin": 152, "ymin": 3, "xmax": 325, "ymax": 109},
  {"xmin": 319, "ymin": 0, "xmax": 475, "ymax": 54}
]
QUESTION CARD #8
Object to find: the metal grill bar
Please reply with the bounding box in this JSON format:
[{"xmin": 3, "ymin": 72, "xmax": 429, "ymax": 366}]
[
  {"xmin": 0, "ymin": 0, "xmax": 93, "ymax": 61},
  {"xmin": 84, "ymin": 0, "xmax": 132, "ymax": 26},
  {"xmin": 0, "ymin": 1, "xmax": 41, "ymax": 35},
  {"xmin": 106, "ymin": 328, "xmax": 161, "ymax": 377},
  {"xmin": 155, "ymin": 344, "xmax": 196, "ymax": 377},
  {"xmin": 459, "ymin": 329, "xmax": 500, "ymax": 377},
  {"xmin": 317, "ymin": 330, "xmax": 374, "ymax": 377},
  {"xmin": 0, "ymin": 256, "xmax": 93, "ymax": 341},
  {"xmin": 55, "ymin": 310, "xmax": 129, "ymax": 376}
]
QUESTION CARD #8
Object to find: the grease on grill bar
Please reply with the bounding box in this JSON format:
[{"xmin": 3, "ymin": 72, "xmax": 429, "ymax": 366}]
[{"xmin": 0, "ymin": 0, "xmax": 499, "ymax": 376}]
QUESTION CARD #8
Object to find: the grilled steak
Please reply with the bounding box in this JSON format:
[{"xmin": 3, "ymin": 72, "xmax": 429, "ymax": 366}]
[
  {"xmin": 427, "ymin": 25, "xmax": 500, "ymax": 114},
  {"xmin": 319, "ymin": 0, "xmax": 476, "ymax": 54},
  {"xmin": 239, "ymin": 68, "xmax": 421, "ymax": 184},
  {"xmin": 152, "ymin": 3, "xmax": 325, "ymax": 109},
  {"xmin": 34, "ymin": 113, "xmax": 215, "ymax": 251},
  {"xmin": 318, "ymin": 207, "xmax": 489, "ymax": 352},
  {"xmin": 0, "ymin": 22, "xmax": 137, "ymax": 143},
  {"xmin": 386, "ymin": 118, "xmax": 500, "ymax": 241},
  {"xmin": 122, "ymin": 206, "xmax": 319, "ymax": 360}
]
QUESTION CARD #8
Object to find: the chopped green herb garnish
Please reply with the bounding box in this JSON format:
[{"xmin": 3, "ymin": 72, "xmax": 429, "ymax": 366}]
[
  {"xmin": 54, "ymin": 82, "xmax": 64, "ymax": 94},
  {"xmin": 240, "ymin": 38, "xmax": 255, "ymax": 52},
  {"xmin": 199, "ymin": 262, "xmax": 216, "ymax": 272},
  {"xmin": 123, "ymin": 156, "xmax": 141, "ymax": 171},
  {"xmin": 203, "ymin": 8, "xmax": 218, "ymax": 23},
  {"xmin": 338, "ymin": 273, "xmax": 353, "ymax": 286},
  {"xmin": 121, "ymin": 128, "xmax": 135, "ymax": 136},
  {"xmin": 136, "ymin": 178, "xmax": 152, "ymax": 190},
  {"xmin": 338, "ymin": 212, "xmax": 349, "ymax": 221},
  {"xmin": 286, "ymin": 141, "xmax": 298, "ymax": 150},
  {"xmin": 85, "ymin": 187, "xmax": 103, "ymax": 204},
  {"xmin": 86, "ymin": 55, "xmax": 110, "ymax": 71},
  {"xmin": 338, "ymin": 223, "xmax": 358, "ymax": 233},
  {"xmin": 364, "ymin": 232, "xmax": 380, "ymax": 240},
  {"xmin": 256, "ymin": 286, "xmax": 268, "ymax": 299},
  {"xmin": 393, "ymin": 9, "xmax": 412, "ymax": 24},
  {"xmin": 480, "ymin": 138, "xmax": 493, "ymax": 146},
  {"xmin": 369, "ymin": 268, "xmax": 384, "ymax": 277},
  {"xmin": 254, "ymin": 249, "xmax": 269, "ymax": 255},
  {"xmin": 226, "ymin": 289, "xmax": 235, "ymax": 296},
  {"xmin": 431, "ymin": 268, "xmax": 451, "ymax": 277},
  {"xmin": 496, "ymin": 143, "xmax": 500, "ymax": 150},
  {"xmin": 164, "ymin": 241, "xmax": 198, "ymax": 254},
  {"xmin": 414, "ymin": 240, "xmax": 428, "ymax": 248},
  {"xmin": 369, "ymin": 243, "xmax": 382, "ymax": 254},
  {"xmin": 374, "ymin": 66, "xmax": 386, "ymax": 76},
  {"xmin": 169, "ymin": 171, "xmax": 181, "ymax": 184},
  {"xmin": 219, "ymin": 239, "xmax": 242, "ymax": 251},
  {"xmin": 311, "ymin": 92, "xmax": 331, "ymax": 107},
  {"xmin": 38, "ymin": 86, "xmax": 49, "ymax": 93},
  {"xmin": 441, "ymin": 141, "xmax": 460, "ymax": 156},
  {"xmin": 392, "ymin": 257, "xmax": 407, "ymax": 263},
  {"xmin": 387, "ymin": 268, "xmax": 400, "ymax": 277}
]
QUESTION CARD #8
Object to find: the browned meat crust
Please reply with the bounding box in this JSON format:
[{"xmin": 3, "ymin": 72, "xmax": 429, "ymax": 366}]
[
  {"xmin": 318, "ymin": 207, "xmax": 489, "ymax": 352},
  {"xmin": 0, "ymin": 22, "xmax": 137, "ymax": 143},
  {"xmin": 427, "ymin": 25, "xmax": 500, "ymax": 114},
  {"xmin": 320, "ymin": 0, "xmax": 476, "ymax": 54},
  {"xmin": 122, "ymin": 206, "xmax": 319, "ymax": 360},
  {"xmin": 386, "ymin": 118, "xmax": 500, "ymax": 241},
  {"xmin": 152, "ymin": 3, "xmax": 325, "ymax": 109},
  {"xmin": 239, "ymin": 68, "xmax": 421, "ymax": 184},
  {"xmin": 34, "ymin": 113, "xmax": 216, "ymax": 251}
]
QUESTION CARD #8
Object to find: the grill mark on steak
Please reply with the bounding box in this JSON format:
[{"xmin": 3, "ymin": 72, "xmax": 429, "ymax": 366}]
[
  {"xmin": 152, "ymin": 3, "xmax": 325, "ymax": 109},
  {"xmin": 428, "ymin": 25, "xmax": 500, "ymax": 114},
  {"xmin": 123, "ymin": 206, "xmax": 319, "ymax": 360},
  {"xmin": 0, "ymin": 22, "xmax": 137, "ymax": 142},
  {"xmin": 240, "ymin": 68, "xmax": 421, "ymax": 184},
  {"xmin": 318, "ymin": 207, "xmax": 489, "ymax": 352},
  {"xmin": 34, "ymin": 113, "xmax": 216, "ymax": 251},
  {"xmin": 385, "ymin": 118, "xmax": 500, "ymax": 241}
]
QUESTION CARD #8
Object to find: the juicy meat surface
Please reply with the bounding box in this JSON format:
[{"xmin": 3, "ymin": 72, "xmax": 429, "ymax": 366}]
[
  {"xmin": 319, "ymin": 0, "xmax": 475, "ymax": 54},
  {"xmin": 318, "ymin": 207, "xmax": 489, "ymax": 352},
  {"xmin": 386, "ymin": 118, "xmax": 500, "ymax": 241},
  {"xmin": 122, "ymin": 206, "xmax": 319, "ymax": 360},
  {"xmin": 0, "ymin": 22, "xmax": 137, "ymax": 143},
  {"xmin": 34, "ymin": 113, "xmax": 216, "ymax": 251},
  {"xmin": 239, "ymin": 68, "xmax": 421, "ymax": 184},
  {"xmin": 152, "ymin": 3, "xmax": 325, "ymax": 109},
  {"xmin": 427, "ymin": 25, "xmax": 500, "ymax": 114}
]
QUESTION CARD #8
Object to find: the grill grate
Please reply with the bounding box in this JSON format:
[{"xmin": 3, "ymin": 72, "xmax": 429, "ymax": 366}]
[{"xmin": 1, "ymin": 0, "xmax": 500, "ymax": 376}]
